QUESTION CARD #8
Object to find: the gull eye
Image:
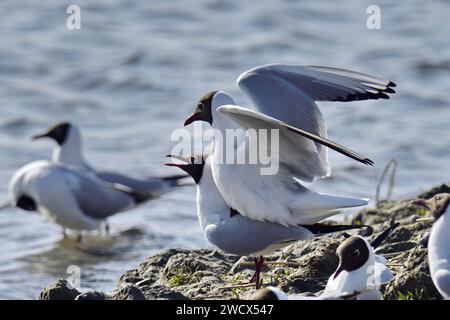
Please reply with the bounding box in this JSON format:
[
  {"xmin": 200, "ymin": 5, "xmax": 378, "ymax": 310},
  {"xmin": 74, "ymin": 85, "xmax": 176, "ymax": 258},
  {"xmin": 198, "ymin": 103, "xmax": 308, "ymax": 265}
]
[
  {"xmin": 198, "ymin": 103, "xmax": 205, "ymax": 111},
  {"xmin": 352, "ymin": 250, "xmax": 360, "ymax": 257},
  {"xmin": 435, "ymin": 195, "xmax": 441, "ymax": 201},
  {"xmin": 190, "ymin": 156, "xmax": 196, "ymax": 164}
]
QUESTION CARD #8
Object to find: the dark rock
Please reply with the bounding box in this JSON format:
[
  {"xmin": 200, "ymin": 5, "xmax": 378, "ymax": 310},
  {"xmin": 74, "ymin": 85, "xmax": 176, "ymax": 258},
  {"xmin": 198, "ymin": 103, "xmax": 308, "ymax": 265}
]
[
  {"xmin": 39, "ymin": 279, "xmax": 80, "ymax": 300},
  {"xmin": 109, "ymin": 284, "xmax": 145, "ymax": 300},
  {"xmin": 140, "ymin": 284, "xmax": 187, "ymax": 300},
  {"xmin": 75, "ymin": 291, "xmax": 106, "ymax": 300}
]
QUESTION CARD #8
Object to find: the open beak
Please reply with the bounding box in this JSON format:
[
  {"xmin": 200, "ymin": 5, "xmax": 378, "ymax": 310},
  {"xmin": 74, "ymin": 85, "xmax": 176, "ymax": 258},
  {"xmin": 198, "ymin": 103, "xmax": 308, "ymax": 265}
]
[
  {"xmin": 165, "ymin": 154, "xmax": 190, "ymax": 163},
  {"xmin": 184, "ymin": 112, "xmax": 201, "ymax": 126},
  {"xmin": 165, "ymin": 154, "xmax": 189, "ymax": 169},
  {"xmin": 31, "ymin": 132, "xmax": 49, "ymax": 141},
  {"xmin": 410, "ymin": 199, "xmax": 430, "ymax": 210}
]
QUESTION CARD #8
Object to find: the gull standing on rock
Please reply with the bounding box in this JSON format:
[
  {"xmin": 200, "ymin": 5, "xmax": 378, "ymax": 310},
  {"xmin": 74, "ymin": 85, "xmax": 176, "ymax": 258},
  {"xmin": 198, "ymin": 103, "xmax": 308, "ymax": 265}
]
[
  {"xmin": 5, "ymin": 161, "xmax": 154, "ymax": 239},
  {"xmin": 184, "ymin": 64, "xmax": 396, "ymax": 227},
  {"xmin": 323, "ymin": 224, "xmax": 397, "ymax": 300},
  {"xmin": 411, "ymin": 193, "xmax": 450, "ymax": 299},
  {"xmin": 166, "ymin": 154, "xmax": 364, "ymax": 288},
  {"xmin": 251, "ymin": 224, "xmax": 397, "ymax": 299}
]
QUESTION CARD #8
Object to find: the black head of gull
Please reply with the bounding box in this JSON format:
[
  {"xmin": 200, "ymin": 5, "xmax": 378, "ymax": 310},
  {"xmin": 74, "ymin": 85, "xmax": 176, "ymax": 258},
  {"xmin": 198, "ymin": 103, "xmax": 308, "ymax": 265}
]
[
  {"xmin": 32, "ymin": 122, "xmax": 72, "ymax": 146},
  {"xmin": 165, "ymin": 154, "xmax": 206, "ymax": 184},
  {"xmin": 16, "ymin": 195, "xmax": 37, "ymax": 212},
  {"xmin": 250, "ymin": 287, "xmax": 284, "ymax": 300},
  {"xmin": 411, "ymin": 193, "xmax": 450, "ymax": 220},
  {"xmin": 333, "ymin": 236, "xmax": 370, "ymax": 279},
  {"xmin": 184, "ymin": 91, "xmax": 218, "ymax": 126}
]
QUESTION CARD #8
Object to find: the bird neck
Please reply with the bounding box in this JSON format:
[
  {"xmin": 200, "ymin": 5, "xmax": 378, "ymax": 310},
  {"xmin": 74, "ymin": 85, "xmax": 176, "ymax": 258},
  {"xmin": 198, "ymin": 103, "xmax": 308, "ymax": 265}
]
[
  {"xmin": 210, "ymin": 91, "xmax": 241, "ymax": 133},
  {"xmin": 196, "ymin": 162, "xmax": 229, "ymax": 229},
  {"xmin": 52, "ymin": 128, "xmax": 87, "ymax": 168}
]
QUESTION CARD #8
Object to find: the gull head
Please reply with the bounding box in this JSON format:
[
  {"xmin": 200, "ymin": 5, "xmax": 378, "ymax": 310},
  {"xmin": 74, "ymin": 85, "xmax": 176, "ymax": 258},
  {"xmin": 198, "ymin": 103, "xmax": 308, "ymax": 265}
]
[
  {"xmin": 32, "ymin": 122, "xmax": 73, "ymax": 146},
  {"xmin": 165, "ymin": 154, "xmax": 206, "ymax": 184},
  {"xmin": 334, "ymin": 236, "xmax": 370, "ymax": 279},
  {"xmin": 410, "ymin": 193, "xmax": 450, "ymax": 220},
  {"xmin": 184, "ymin": 91, "xmax": 218, "ymax": 126}
]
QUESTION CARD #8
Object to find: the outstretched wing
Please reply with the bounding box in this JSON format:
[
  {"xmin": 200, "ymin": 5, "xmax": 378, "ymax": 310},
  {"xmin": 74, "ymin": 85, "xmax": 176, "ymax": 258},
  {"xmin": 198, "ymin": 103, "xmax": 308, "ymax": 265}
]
[
  {"xmin": 237, "ymin": 64, "xmax": 395, "ymax": 178},
  {"xmin": 218, "ymin": 105, "xmax": 372, "ymax": 182}
]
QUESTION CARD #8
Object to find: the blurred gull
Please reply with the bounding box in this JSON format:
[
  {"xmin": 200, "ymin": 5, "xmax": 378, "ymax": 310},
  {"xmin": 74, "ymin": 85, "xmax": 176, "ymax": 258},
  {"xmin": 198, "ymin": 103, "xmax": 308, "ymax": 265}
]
[
  {"xmin": 166, "ymin": 154, "xmax": 364, "ymax": 288},
  {"xmin": 184, "ymin": 64, "xmax": 396, "ymax": 227},
  {"xmin": 32, "ymin": 122, "xmax": 187, "ymax": 196},
  {"xmin": 411, "ymin": 194, "xmax": 450, "ymax": 300},
  {"xmin": 33, "ymin": 122, "xmax": 186, "ymax": 196},
  {"xmin": 6, "ymin": 161, "xmax": 154, "ymax": 240}
]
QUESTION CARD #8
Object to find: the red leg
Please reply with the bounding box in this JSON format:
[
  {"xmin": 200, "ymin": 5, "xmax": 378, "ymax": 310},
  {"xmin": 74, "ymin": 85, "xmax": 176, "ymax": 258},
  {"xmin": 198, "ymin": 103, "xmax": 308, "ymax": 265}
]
[
  {"xmin": 249, "ymin": 256, "xmax": 265, "ymax": 288},
  {"xmin": 249, "ymin": 257, "xmax": 259, "ymax": 283}
]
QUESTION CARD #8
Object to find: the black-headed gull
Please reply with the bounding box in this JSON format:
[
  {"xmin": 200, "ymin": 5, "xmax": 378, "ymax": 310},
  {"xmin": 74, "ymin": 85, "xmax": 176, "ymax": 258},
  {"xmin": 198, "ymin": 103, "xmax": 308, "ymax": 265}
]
[
  {"xmin": 184, "ymin": 64, "xmax": 396, "ymax": 227},
  {"xmin": 411, "ymin": 194, "xmax": 450, "ymax": 300},
  {"xmin": 7, "ymin": 161, "xmax": 153, "ymax": 239},
  {"xmin": 250, "ymin": 286, "xmax": 361, "ymax": 300},
  {"xmin": 166, "ymin": 154, "xmax": 364, "ymax": 288},
  {"xmin": 251, "ymin": 224, "xmax": 396, "ymax": 299},
  {"xmin": 32, "ymin": 122, "xmax": 187, "ymax": 195},
  {"xmin": 324, "ymin": 224, "xmax": 397, "ymax": 300}
]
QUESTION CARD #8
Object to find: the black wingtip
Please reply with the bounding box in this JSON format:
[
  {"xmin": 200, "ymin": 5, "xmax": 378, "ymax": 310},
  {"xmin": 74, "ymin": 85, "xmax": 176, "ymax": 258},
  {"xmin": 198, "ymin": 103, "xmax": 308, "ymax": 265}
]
[
  {"xmin": 301, "ymin": 223, "xmax": 366, "ymax": 235},
  {"xmin": 377, "ymin": 92, "xmax": 390, "ymax": 99},
  {"xmin": 363, "ymin": 158, "xmax": 374, "ymax": 166},
  {"xmin": 388, "ymin": 81, "xmax": 397, "ymax": 87},
  {"xmin": 370, "ymin": 222, "xmax": 399, "ymax": 249}
]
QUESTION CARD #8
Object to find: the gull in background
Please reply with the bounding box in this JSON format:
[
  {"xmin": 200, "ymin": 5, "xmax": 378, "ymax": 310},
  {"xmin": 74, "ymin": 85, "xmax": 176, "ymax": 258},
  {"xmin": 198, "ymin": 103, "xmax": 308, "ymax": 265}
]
[
  {"xmin": 166, "ymin": 154, "xmax": 364, "ymax": 288},
  {"xmin": 251, "ymin": 223, "xmax": 397, "ymax": 300},
  {"xmin": 184, "ymin": 64, "xmax": 396, "ymax": 227},
  {"xmin": 32, "ymin": 122, "xmax": 187, "ymax": 195},
  {"xmin": 6, "ymin": 161, "xmax": 154, "ymax": 240},
  {"xmin": 411, "ymin": 194, "xmax": 450, "ymax": 300}
]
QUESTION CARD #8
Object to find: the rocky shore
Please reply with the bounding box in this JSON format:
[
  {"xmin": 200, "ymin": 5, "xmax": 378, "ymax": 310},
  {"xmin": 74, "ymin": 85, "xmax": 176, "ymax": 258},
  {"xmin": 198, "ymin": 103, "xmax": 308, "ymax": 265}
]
[{"xmin": 40, "ymin": 184, "xmax": 450, "ymax": 300}]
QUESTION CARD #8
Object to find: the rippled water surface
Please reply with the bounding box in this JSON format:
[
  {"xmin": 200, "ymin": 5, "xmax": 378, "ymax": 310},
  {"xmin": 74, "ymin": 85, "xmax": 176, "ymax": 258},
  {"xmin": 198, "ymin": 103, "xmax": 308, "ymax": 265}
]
[{"xmin": 0, "ymin": 0, "xmax": 449, "ymax": 299}]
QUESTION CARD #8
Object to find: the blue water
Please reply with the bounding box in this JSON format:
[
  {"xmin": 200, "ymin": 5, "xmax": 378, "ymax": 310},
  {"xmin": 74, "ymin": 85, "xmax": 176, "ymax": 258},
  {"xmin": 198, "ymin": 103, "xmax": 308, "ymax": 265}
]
[{"xmin": 0, "ymin": 0, "xmax": 449, "ymax": 299}]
